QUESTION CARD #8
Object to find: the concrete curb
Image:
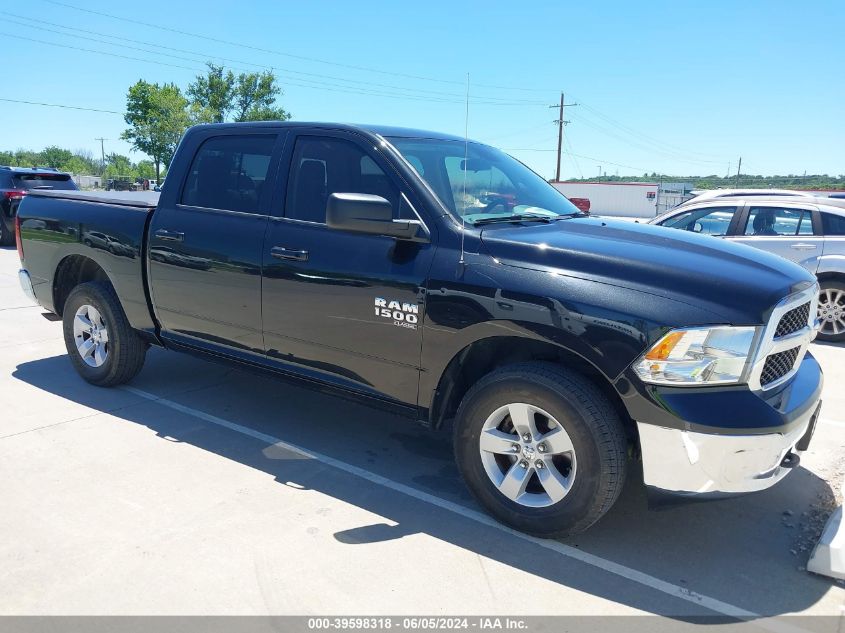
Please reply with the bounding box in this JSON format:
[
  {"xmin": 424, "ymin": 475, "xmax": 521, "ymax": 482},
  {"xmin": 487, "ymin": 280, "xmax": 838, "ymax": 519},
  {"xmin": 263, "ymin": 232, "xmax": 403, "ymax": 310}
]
[{"xmin": 807, "ymin": 477, "xmax": 845, "ymax": 581}]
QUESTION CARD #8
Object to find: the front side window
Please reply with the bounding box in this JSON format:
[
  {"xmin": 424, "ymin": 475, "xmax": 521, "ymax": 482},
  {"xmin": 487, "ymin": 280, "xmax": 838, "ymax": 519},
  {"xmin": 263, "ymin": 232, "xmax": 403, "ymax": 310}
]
[
  {"xmin": 386, "ymin": 137, "xmax": 580, "ymax": 224},
  {"xmin": 744, "ymin": 207, "xmax": 813, "ymax": 236},
  {"xmin": 661, "ymin": 206, "xmax": 736, "ymax": 236},
  {"xmin": 285, "ymin": 136, "xmax": 400, "ymax": 223},
  {"xmin": 181, "ymin": 135, "xmax": 275, "ymax": 214}
]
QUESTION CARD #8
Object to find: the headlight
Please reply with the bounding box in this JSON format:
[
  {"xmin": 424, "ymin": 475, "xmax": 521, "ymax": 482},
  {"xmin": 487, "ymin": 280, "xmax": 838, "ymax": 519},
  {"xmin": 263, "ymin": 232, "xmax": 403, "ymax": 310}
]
[{"xmin": 633, "ymin": 326, "xmax": 758, "ymax": 386}]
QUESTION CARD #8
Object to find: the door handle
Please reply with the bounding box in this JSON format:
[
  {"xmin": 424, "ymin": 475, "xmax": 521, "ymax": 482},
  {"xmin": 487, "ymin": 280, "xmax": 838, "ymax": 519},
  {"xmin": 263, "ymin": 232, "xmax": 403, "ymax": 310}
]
[
  {"xmin": 271, "ymin": 246, "xmax": 309, "ymax": 262},
  {"xmin": 155, "ymin": 229, "xmax": 185, "ymax": 242},
  {"xmin": 790, "ymin": 243, "xmax": 817, "ymax": 250}
]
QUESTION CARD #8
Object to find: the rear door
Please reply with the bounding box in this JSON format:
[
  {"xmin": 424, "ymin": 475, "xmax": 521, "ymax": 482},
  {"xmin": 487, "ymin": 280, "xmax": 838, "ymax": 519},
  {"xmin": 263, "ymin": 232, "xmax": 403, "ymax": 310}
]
[
  {"xmin": 729, "ymin": 203, "xmax": 823, "ymax": 273},
  {"xmin": 147, "ymin": 130, "xmax": 285, "ymax": 356},
  {"xmin": 260, "ymin": 129, "xmax": 436, "ymax": 404}
]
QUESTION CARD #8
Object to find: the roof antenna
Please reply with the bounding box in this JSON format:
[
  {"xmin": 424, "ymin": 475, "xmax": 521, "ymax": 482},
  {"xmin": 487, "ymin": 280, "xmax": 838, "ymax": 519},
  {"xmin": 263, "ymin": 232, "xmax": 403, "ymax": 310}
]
[{"xmin": 459, "ymin": 72, "xmax": 469, "ymax": 266}]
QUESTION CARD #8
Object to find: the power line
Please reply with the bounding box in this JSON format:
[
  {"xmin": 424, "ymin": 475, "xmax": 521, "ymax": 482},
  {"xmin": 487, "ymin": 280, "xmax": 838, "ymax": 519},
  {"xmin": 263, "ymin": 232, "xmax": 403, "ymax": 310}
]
[
  {"xmin": 0, "ymin": 97, "xmax": 122, "ymax": 115},
  {"xmin": 5, "ymin": 33, "xmax": 540, "ymax": 107},
  {"xmin": 41, "ymin": 0, "xmax": 550, "ymax": 93},
  {"xmin": 1, "ymin": 13, "xmax": 548, "ymax": 106}
]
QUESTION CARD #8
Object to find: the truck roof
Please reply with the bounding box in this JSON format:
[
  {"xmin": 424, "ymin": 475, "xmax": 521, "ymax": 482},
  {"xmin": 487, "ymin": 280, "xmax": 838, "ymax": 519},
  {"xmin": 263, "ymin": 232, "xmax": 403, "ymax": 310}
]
[{"xmin": 188, "ymin": 121, "xmax": 474, "ymax": 144}]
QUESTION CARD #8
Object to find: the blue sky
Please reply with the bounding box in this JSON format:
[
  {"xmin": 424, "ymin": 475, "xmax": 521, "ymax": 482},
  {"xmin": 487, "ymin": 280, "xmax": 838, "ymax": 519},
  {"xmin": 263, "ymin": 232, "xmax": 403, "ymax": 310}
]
[{"xmin": 3, "ymin": 0, "xmax": 843, "ymax": 179}]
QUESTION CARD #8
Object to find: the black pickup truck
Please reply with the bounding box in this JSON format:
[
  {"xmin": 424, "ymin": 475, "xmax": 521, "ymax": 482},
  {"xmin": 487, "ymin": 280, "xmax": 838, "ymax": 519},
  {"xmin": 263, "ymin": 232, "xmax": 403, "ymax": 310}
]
[{"xmin": 16, "ymin": 122, "xmax": 824, "ymax": 536}]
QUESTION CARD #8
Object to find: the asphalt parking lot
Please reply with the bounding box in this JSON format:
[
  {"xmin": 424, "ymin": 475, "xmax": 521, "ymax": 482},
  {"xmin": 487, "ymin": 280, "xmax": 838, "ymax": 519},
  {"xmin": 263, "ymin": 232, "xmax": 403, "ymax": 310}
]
[{"xmin": 1, "ymin": 245, "xmax": 843, "ymax": 620}]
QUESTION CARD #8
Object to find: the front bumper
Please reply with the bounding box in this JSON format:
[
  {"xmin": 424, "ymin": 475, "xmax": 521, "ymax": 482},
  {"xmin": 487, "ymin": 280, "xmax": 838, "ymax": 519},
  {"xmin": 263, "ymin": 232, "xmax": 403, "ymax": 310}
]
[{"xmin": 637, "ymin": 353, "xmax": 823, "ymax": 496}]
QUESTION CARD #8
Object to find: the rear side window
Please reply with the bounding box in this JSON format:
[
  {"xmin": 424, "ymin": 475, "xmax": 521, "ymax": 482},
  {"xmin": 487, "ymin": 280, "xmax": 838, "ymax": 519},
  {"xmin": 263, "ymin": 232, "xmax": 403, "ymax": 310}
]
[
  {"xmin": 821, "ymin": 212, "xmax": 845, "ymax": 236},
  {"xmin": 661, "ymin": 206, "xmax": 736, "ymax": 236},
  {"xmin": 12, "ymin": 173, "xmax": 77, "ymax": 191},
  {"xmin": 181, "ymin": 135, "xmax": 275, "ymax": 214},
  {"xmin": 285, "ymin": 136, "xmax": 399, "ymax": 223},
  {"xmin": 744, "ymin": 207, "xmax": 813, "ymax": 236}
]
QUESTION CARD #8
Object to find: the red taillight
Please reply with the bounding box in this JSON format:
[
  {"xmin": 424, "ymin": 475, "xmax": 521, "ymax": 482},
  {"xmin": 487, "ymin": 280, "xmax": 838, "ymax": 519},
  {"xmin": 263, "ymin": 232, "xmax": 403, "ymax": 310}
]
[
  {"xmin": 3, "ymin": 190, "xmax": 27, "ymax": 201},
  {"xmin": 15, "ymin": 215, "xmax": 23, "ymax": 261}
]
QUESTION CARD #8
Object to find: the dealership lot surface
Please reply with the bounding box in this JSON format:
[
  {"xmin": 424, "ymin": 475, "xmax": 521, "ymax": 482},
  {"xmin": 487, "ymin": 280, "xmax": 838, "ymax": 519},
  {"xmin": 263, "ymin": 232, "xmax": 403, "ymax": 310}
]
[{"xmin": 1, "ymin": 245, "xmax": 843, "ymax": 618}]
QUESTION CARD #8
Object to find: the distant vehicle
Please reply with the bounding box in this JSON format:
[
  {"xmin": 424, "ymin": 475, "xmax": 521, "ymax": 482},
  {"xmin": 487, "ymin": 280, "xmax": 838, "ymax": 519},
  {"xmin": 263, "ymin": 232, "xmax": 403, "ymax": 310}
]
[
  {"xmin": 568, "ymin": 197, "xmax": 591, "ymax": 213},
  {"xmin": 651, "ymin": 194, "xmax": 845, "ymax": 341},
  {"xmin": 0, "ymin": 166, "xmax": 77, "ymax": 245},
  {"xmin": 105, "ymin": 179, "xmax": 134, "ymax": 192},
  {"xmin": 829, "ymin": 192, "xmax": 845, "ymax": 199},
  {"xmin": 153, "ymin": 181, "xmax": 164, "ymax": 192}
]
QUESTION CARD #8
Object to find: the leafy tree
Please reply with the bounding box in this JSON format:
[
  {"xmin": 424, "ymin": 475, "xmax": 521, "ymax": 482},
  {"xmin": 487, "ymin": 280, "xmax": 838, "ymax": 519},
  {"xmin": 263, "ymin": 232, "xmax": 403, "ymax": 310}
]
[
  {"xmin": 187, "ymin": 63, "xmax": 235, "ymax": 123},
  {"xmin": 0, "ymin": 151, "xmax": 13, "ymax": 166},
  {"xmin": 188, "ymin": 62, "xmax": 290, "ymax": 123},
  {"xmin": 40, "ymin": 146, "xmax": 74, "ymax": 168},
  {"xmin": 136, "ymin": 160, "xmax": 157, "ymax": 179},
  {"xmin": 233, "ymin": 70, "xmax": 291, "ymax": 121},
  {"xmin": 104, "ymin": 153, "xmax": 136, "ymax": 179},
  {"xmin": 121, "ymin": 80, "xmax": 190, "ymax": 181}
]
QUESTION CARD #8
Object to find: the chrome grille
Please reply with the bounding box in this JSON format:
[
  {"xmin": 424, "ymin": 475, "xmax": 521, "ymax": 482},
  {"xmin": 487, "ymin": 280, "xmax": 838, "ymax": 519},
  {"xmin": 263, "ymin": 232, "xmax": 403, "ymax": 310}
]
[
  {"xmin": 761, "ymin": 346, "xmax": 801, "ymax": 386},
  {"xmin": 775, "ymin": 302, "xmax": 811, "ymax": 338},
  {"xmin": 748, "ymin": 283, "xmax": 818, "ymax": 391}
]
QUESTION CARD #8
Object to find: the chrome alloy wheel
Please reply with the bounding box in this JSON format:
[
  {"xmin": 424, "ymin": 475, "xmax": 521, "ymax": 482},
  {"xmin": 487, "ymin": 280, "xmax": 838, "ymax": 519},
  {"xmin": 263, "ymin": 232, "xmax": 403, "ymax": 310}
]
[
  {"xmin": 72, "ymin": 304, "xmax": 109, "ymax": 368},
  {"xmin": 479, "ymin": 403, "xmax": 577, "ymax": 508},
  {"xmin": 819, "ymin": 288, "xmax": 845, "ymax": 336}
]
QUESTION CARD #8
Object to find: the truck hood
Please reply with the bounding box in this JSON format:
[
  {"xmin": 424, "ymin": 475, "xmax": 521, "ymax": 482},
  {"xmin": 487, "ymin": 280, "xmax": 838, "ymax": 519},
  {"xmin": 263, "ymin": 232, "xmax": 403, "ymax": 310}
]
[{"xmin": 479, "ymin": 216, "xmax": 816, "ymax": 324}]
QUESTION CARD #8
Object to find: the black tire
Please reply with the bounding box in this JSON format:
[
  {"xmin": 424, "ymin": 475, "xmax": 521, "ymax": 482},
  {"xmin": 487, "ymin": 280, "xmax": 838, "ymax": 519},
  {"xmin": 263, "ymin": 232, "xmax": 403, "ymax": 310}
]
[
  {"xmin": 62, "ymin": 282, "xmax": 147, "ymax": 386},
  {"xmin": 453, "ymin": 362, "xmax": 627, "ymax": 538},
  {"xmin": 817, "ymin": 280, "xmax": 845, "ymax": 343}
]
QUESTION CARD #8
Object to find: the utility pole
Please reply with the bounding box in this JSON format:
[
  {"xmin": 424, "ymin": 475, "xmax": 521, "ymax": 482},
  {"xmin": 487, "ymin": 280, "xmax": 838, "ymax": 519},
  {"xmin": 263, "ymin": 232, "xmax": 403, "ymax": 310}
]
[
  {"xmin": 550, "ymin": 92, "xmax": 577, "ymax": 182},
  {"xmin": 95, "ymin": 138, "xmax": 108, "ymax": 176},
  {"xmin": 734, "ymin": 156, "xmax": 742, "ymax": 188}
]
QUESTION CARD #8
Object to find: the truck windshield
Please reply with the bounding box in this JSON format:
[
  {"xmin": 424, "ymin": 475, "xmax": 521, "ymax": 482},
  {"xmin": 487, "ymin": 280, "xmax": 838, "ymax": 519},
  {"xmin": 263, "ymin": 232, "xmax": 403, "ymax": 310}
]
[{"xmin": 385, "ymin": 137, "xmax": 581, "ymax": 224}]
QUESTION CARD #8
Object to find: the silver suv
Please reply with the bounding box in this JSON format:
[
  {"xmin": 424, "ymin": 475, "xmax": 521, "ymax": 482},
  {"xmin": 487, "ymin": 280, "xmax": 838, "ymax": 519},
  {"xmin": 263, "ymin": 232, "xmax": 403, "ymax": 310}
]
[{"xmin": 650, "ymin": 195, "xmax": 845, "ymax": 342}]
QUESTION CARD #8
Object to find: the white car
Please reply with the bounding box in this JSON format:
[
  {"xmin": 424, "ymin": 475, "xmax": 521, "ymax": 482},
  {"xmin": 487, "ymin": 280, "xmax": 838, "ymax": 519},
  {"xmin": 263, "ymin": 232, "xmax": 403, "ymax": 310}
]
[{"xmin": 651, "ymin": 195, "xmax": 845, "ymax": 342}]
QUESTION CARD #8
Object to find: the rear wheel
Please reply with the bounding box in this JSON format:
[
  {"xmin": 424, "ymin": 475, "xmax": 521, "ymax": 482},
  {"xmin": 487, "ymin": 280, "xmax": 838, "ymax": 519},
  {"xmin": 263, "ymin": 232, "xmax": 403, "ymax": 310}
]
[
  {"xmin": 453, "ymin": 362, "xmax": 628, "ymax": 537},
  {"xmin": 817, "ymin": 280, "xmax": 845, "ymax": 342},
  {"xmin": 62, "ymin": 282, "xmax": 147, "ymax": 386}
]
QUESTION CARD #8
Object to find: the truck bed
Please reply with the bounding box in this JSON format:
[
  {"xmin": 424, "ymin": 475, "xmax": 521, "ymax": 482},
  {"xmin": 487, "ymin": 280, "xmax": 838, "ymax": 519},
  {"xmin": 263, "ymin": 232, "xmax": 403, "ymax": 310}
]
[{"xmin": 17, "ymin": 190, "xmax": 158, "ymax": 334}]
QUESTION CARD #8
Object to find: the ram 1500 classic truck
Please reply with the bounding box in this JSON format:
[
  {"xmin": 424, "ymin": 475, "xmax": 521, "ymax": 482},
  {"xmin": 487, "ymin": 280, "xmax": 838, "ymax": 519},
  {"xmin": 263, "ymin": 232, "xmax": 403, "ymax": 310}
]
[{"xmin": 16, "ymin": 122, "xmax": 824, "ymax": 537}]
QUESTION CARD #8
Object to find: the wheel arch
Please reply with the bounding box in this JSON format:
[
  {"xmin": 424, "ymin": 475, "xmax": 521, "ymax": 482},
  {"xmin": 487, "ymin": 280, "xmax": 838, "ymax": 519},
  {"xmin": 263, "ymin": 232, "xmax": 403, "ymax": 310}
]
[
  {"xmin": 427, "ymin": 335, "xmax": 634, "ymax": 437},
  {"xmin": 52, "ymin": 255, "xmax": 112, "ymax": 317}
]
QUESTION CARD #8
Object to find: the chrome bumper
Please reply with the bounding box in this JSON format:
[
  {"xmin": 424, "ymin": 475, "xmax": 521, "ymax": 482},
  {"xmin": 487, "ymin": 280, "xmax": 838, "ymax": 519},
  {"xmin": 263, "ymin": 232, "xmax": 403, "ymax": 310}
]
[
  {"xmin": 637, "ymin": 404, "xmax": 819, "ymax": 495},
  {"xmin": 18, "ymin": 269, "xmax": 36, "ymax": 303}
]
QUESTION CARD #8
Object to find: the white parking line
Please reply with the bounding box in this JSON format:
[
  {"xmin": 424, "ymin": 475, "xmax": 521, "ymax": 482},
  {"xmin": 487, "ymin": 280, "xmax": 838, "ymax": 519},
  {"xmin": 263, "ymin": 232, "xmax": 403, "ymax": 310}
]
[{"xmin": 122, "ymin": 385, "xmax": 808, "ymax": 629}]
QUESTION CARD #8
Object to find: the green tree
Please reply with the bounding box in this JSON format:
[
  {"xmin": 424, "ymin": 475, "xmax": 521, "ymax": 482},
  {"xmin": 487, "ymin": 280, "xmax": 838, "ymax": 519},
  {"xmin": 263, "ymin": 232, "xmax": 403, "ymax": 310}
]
[
  {"xmin": 104, "ymin": 153, "xmax": 136, "ymax": 179},
  {"xmin": 136, "ymin": 160, "xmax": 157, "ymax": 179},
  {"xmin": 121, "ymin": 80, "xmax": 190, "ymax": 181},
  {"xmin": 0, "ymin": 151, "xmax": 13, "ymax": 166},
  {"xmin": 233, "ymin": 70, "xmax": 291, "ymax": 121},
  {"xmin": 40, "ymin": 146, "xmax": 74, "ymax": 168},
  {"xmin": 188, "ymin": 62, "xmax": 291, "ymax": 123},
  {"xmin": 187, "ymin": 63, "xmax": 235, "ymax": 123}
]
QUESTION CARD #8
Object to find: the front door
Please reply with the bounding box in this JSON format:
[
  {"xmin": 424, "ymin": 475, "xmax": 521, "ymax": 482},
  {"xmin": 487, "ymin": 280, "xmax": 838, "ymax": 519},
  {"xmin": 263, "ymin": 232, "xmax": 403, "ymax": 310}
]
[
  {"xmin": 729, "ymin": 204, "xmax": 823, "ymax": 273},
  {"xmin": 148, "ymin": 132, "xmax": 283, "ymax": 355},
  {"xmin": 261, "ymin": 131, "xmax": 436, "ymax": 404}
]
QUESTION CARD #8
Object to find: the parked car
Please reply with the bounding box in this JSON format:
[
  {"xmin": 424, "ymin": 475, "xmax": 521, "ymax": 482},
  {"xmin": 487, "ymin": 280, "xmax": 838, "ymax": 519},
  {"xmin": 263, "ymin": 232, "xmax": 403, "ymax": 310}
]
[
  {"xmin": 16, "ymin": 122, "xmax": 822, "ymax": 537},
  {"xmin": 0, "ymin": 166, "xmax": 77, "ymax": 245},
  {"xmin": 650, "ymin": 195, "xmax": 845, "ymax": 341},
  {"xmin": 82, "ymin": 231, "xmax": 135, "ymax": 258}
]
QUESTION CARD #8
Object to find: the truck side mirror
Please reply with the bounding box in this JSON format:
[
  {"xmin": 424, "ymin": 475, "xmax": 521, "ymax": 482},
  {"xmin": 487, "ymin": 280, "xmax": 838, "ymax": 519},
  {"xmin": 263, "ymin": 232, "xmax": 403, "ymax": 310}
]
[{"xmin": 326, "ymin": 193, "xmax": 428, "ymax": 242}]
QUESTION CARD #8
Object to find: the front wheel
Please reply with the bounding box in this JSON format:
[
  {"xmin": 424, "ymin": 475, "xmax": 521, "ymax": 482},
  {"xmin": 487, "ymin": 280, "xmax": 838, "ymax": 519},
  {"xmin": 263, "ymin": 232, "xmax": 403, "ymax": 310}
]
[
  {"xmin": 62, "ymin": 282, "xmax": 147, "ymax": 386},
  {"xmin": 453, "ymin": 362, "xmax": 628, "ymax": 537}
]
